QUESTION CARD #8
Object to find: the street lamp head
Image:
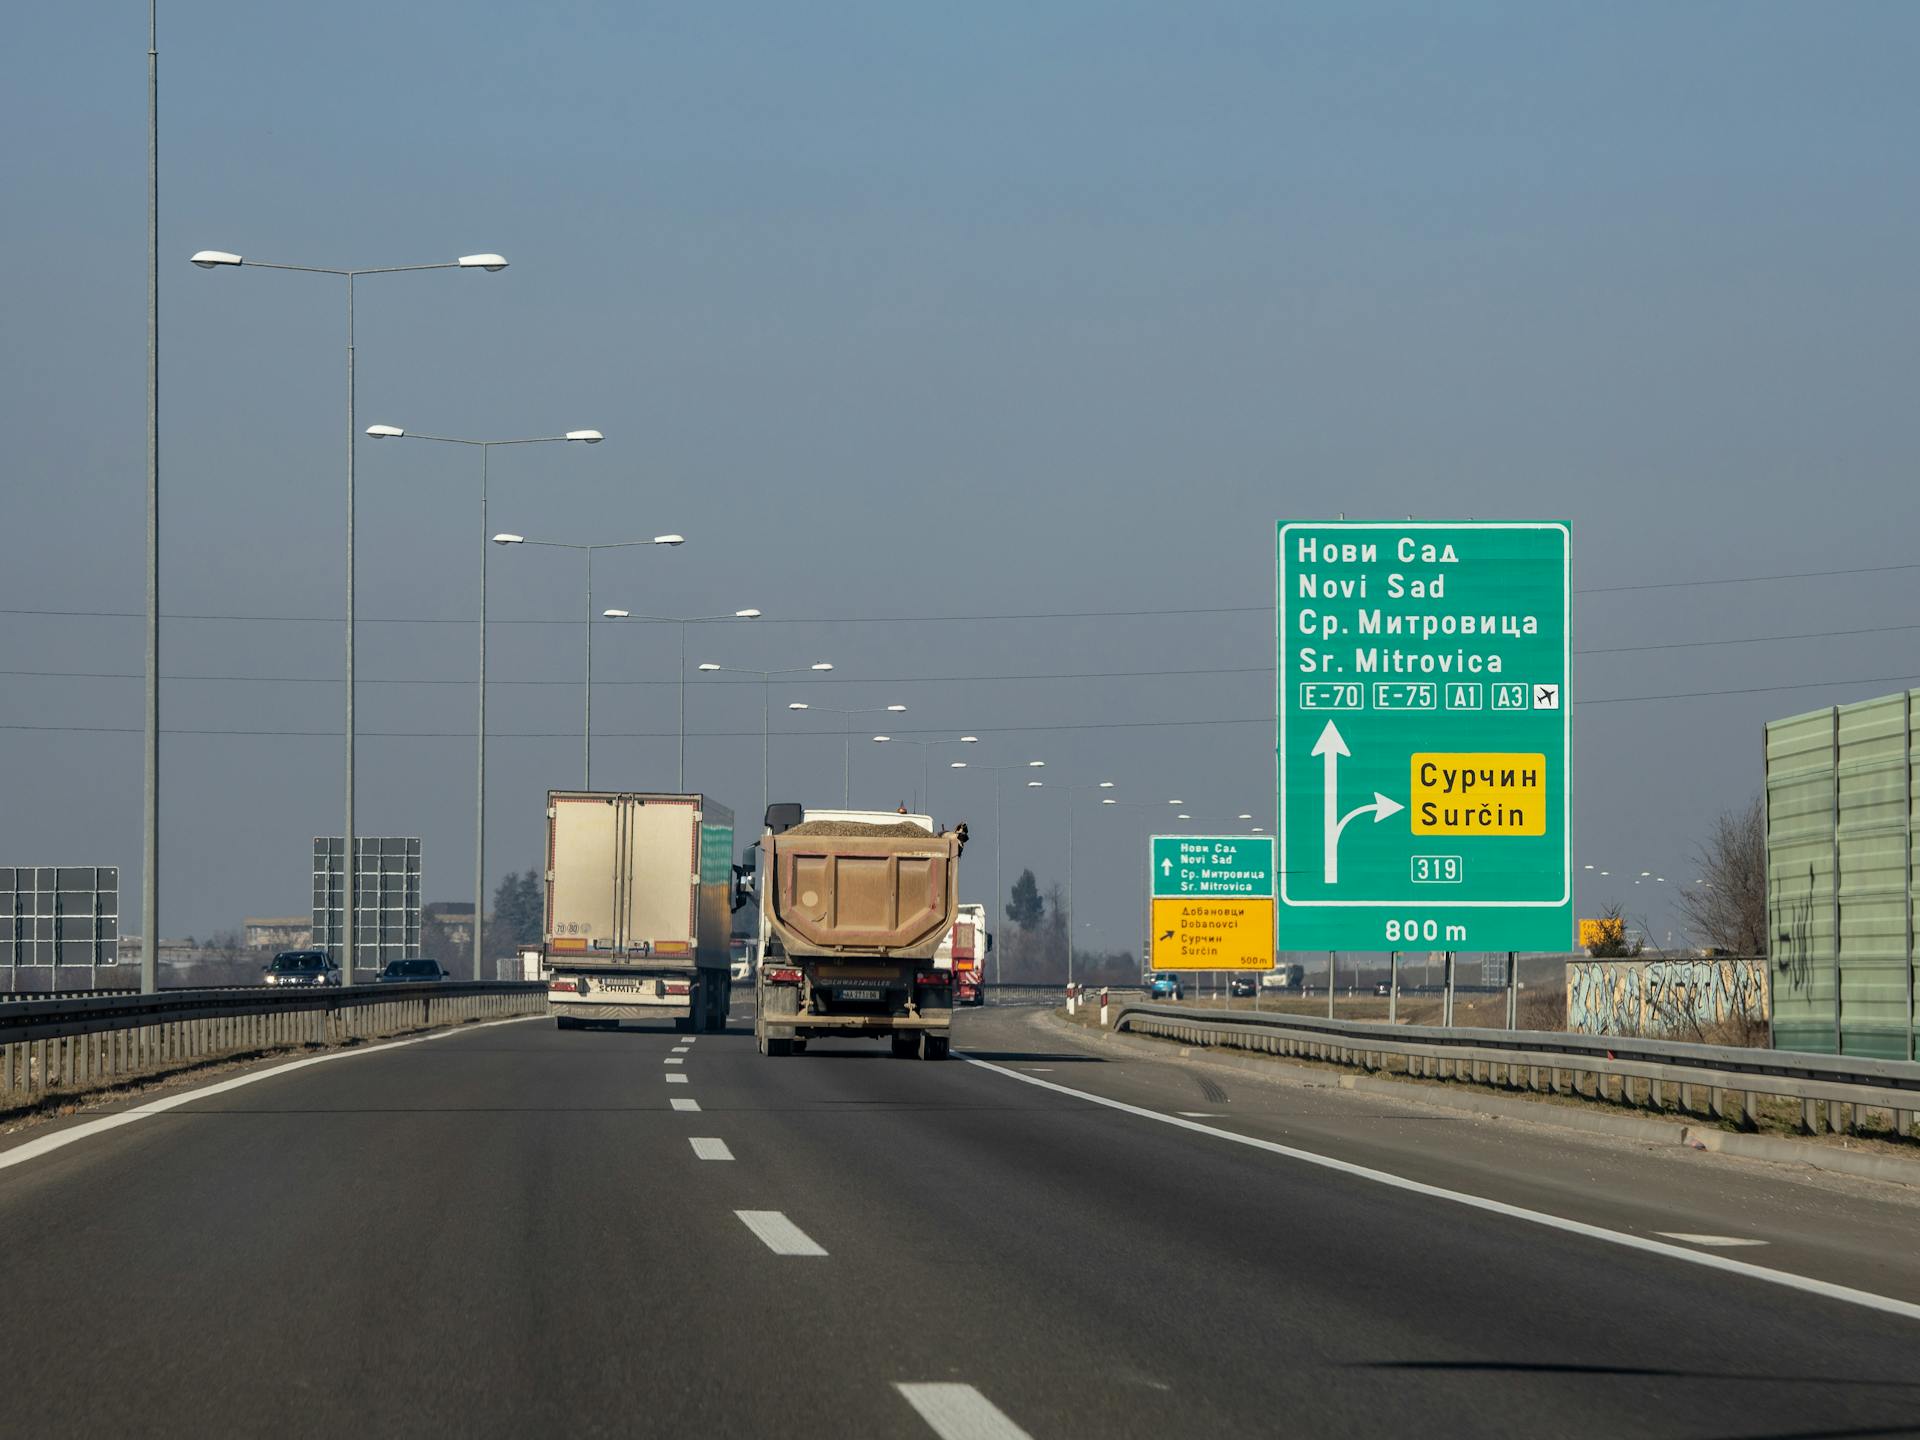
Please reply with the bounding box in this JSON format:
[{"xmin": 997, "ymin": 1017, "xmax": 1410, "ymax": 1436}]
[
  {"xmin": 190, "ymin": 250, "xmax": 242, "ymax": 268},
  {"xmin": 810, "ymin": 662, "xmax": 834, "ymax": 671},
  {"xmin": 563, "ymin": 430, "xmax": 603, "ymax": 443},
  {"xmin": 1168, "ymin": 799, "xmax": 1182, "ymax": 805},
  {"xmin": 492, "ymin": 533, "xmax": 524, "ymax": 545},
  {"xmin": 457, "ymin": 253, "xmax": 509, "ymax": 272},
  {"xmin": 602, "ymin": 609, "xmax": 630, "ymax": 618},
  {"xmin": 653, "ymin": 534, "xmax": 685, "ymax": 546},
  {"xmin": 1027, "ymin": 760, "xmax": 1045, "ymax": 768},
  {"xmin": 1238, "ymin": 813, "xmax": 1252, "ymax": 820},
  {"xmin": 1102, "ymin": 798, "xmax": 1116, "ymax": 805},
  {"xmin": 960, "ymin": 735, "xmax": 979, "ymax": 743},
  {"xmin": 872, "ymin": 735, "xmax": 891, "ymax": 743},
  {"xmin": 734, "ymin": 609, "xmax": 762, "ymax": 618},
  {"xmin": 1178, "ymin": 813, "xmax": 1191, "ymax": 820},
  {"xmin": 886, "ymin": 704, "xmax": 907, "ymax": 713},
  {"xmin": 1099, "ymin": 781, "xmax": 1116, "ymax": 788},
  {"xmin": 365, "ymin": 424, "xmax": 405, "ymax": 439},
  {"xmin": 949, "ymin": 761, "xmax": 967, "ymax": 769},
  {"xmin": 1027, "ymin": 781, "xmax": 1044, "ymax": 788},
  {"xmin": 788, "ymin": 703, "xmax": 809, "ymax": 711},
  {"xmin": 697, "ymin": 663, "xmax": 721, "ymax": 672}
]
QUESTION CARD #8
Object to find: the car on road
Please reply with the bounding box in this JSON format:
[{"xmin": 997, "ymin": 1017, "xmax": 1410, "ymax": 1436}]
[
  {"xmin": 1229, "ymin": 975, "xmax": 1258, "ymax": 997},
  {"xmin": 1373, "ymin": 980, "xmax": 1393, "ymax": 998},
  {"xmin": 1147, "ymin": 974, "xmax": 1185, "ymax": 1001},
  {"xmin": 263, "ymin": 950, "xmax": 338, "ymax": 987},
  {"xmin": 376, "ymin": 958, "xmax": 449, "ymax": 984}
]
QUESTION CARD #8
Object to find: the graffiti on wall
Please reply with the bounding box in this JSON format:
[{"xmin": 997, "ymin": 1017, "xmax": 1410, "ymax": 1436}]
[{"xmin": 1565, "ymin": 958, "xmax": 1769, "ymax": 1038}]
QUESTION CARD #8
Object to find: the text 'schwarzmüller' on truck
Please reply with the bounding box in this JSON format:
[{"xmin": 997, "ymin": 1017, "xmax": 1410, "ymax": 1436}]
[
  {"xmin": 754, "ymin": 805, "xmax": 966, "ymax": 1060},
  {"xmin": 543, "ymin": 791, "xmax": 737, "ymax": 1032}
]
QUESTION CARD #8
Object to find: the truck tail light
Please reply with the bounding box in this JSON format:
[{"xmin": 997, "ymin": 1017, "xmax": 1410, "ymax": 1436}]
[
  {"xmin": 549, "ymin": 979, "xmax": 582, "ymax": 994},
  {"xmin": 663, "ymin": 982, "xmax": 690, "ymax": 996},
  {"xmin": 915, "ymin": 972, "xmax": 950, "ymax": 987},
  {"xmin": 764, "ymin": 967, "xmax": 802, "ymax": 985}
]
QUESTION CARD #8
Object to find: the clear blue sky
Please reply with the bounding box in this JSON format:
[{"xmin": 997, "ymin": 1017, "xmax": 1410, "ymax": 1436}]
[{"xmin": 3, "ymin": 2, "xmax": 1917, "ymax": 952}]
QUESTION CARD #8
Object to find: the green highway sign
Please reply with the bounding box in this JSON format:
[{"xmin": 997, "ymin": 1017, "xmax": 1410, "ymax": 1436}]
[
  {"xmin": 1276, "ymin": 521, "xmax": 1571, "ymax": 951},
  {"xmin": 1151, "ymin": 834, "xmax": 1275, "ymax": 899}
]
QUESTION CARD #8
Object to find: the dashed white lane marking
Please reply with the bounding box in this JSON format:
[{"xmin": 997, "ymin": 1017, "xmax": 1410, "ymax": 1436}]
[
  {"xmin": 1658, "ymin": 1232, "xmax": 1769, "ymax": 1248},
  {"xmin": 665, "ymin": 1058, "xmax": 684, "ymax": 1065},
  {"xmin": 670, "ymin": 1098, "xmax": 701, "ymax": 1112},
  {"xmin": 689, "ymin": 1137, "xmax": 734, "ymax": 1161},
  {"xmin": 1020, "ymin": 1067, "xmax": 1053, "ymax": 1072},
  {"xmin": 895, "ymin": 1382, "xmax": 1034, "ymax": 1440},
  {"xmin": 1176, "ymin": 1112, "xmax": 1222, "ymax": 1118},
  {"xmin": 735, "ymin": 1210, "xmax": 827, "ymax": 1257},
  {"xmin": 672, "ymin": 1046, "xmax": 690, "ymax": 1054},
  {"xmin": 665, "ymin": 1073, "xmax": 689, "ymax": 1084},
  {"xmin": 0, "ymin": 1015, "xmax": 543, "ymax": 1177},
  {"xmin": 960, "ymin": 1054, "xmax": 1920, "ymax": 1325}
]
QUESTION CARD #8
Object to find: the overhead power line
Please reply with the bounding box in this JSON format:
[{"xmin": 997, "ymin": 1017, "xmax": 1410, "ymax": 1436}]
[
  {"xmin": 2, "ymin": 556, "xmax": 1916, "ymax": 630},
  {"xmin": 3, "ymin": 619, "xmax": 1915, "ymax": 690},
  {"xmin": 7, "ymin": 668, "xmax": 1918, "ymax": 739}
]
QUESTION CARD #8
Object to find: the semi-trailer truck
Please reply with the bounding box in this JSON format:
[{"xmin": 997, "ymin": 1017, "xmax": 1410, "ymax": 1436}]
[
  {"xmin": 542, "ymin": 790, "xmax": 736, "ymax": 1031},
  {"xmin": 753, "ymin": 804, "xmax": 965, "ymax": 1060},
  {"xmin": 937, "ymin": 902, "xmax": 989, "ymax": 1006}
]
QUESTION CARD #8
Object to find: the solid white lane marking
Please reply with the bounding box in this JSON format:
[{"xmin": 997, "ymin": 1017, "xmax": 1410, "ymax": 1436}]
[
  {"xmin": 665, "ymin": 1073, "xmax": 689, "ymax": 1084},
  {"xmin": 689, "ymin": 1137, "xmax": 734, "ymax": 1161},
  {"xmin": 735, "ymin": 1210, "xmax": 827, "ymax": 1256},
  {"xmin": 0, "ymin": 1016, "xmax": 543, "ymax": 1177},
  {"xmin": 896, "ymin": 1383, "xmax": 1034, "ymax": 1440},
  {"xmin": 1657, "ymin": 1232, "xmax": 1769, "ymax": 1248},
  {"xmin": 959, "ymin": 1055, "xmax": 1920, "ymax": 1325},
  {"xmin": 665, "ymin": 1058, "xmax": 684, "ymax": 1065},
  {"xmin": 670, "ymin": 1098, "xmax": 701, "ymax": 1112}
]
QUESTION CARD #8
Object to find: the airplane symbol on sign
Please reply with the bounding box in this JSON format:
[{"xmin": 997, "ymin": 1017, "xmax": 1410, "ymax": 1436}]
[{"xmin": 1534, "ymin": 684, "xmax": 1560, "ymax": 709}]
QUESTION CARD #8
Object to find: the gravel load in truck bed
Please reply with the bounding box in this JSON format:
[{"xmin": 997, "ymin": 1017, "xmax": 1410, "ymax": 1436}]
[{"xmin": 781, "ymin": 820, "xmax": 940, "ymax": 838}]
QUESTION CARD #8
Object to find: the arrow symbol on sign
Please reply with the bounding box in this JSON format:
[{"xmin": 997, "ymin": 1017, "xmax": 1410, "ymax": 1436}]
[
  {"xmin": 1311, "ymin": 719, "xmax": 1406, "ymax": 885},
  {"xmin": 1160, "ymin": 858, "xmax": 1173, "ymax": 877}
]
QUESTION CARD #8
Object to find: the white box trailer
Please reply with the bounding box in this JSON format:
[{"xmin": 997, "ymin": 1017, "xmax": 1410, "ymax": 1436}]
[{"xmin": 544, "ymin": 791, "xmax": 737, "ymax": 1031}]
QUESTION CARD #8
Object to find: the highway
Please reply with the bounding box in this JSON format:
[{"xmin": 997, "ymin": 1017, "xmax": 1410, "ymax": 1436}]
[{"xmin": 4, "ymin": 1004, "xmax": 1918, "ymax": 1439}]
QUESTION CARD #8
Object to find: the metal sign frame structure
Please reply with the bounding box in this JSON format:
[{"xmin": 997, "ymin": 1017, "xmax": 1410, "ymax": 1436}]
[{"xmin": 1276, "ymin": 520, "xmax": 1572, "ymax": 952}]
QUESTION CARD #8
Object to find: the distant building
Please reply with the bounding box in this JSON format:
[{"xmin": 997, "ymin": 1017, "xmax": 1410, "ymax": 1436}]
[
  {"xmin": 244, "ymin": 916, "xmax": 312, "ymax": 950},
  {"xmin": 423, "ymin": 902, "xmax": 481, "ymax": 947}
]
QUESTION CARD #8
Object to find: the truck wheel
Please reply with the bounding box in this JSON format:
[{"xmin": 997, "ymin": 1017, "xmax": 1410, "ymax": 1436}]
[
  {"xmin": 556, "ymin": 1016, "xmax": 581, "ymax": 1031},
  {"xmin": 767, "ymin": 1037, "xmax": 794, "ymax": 1057},
  {"xmin": 791, "ymin": 1039, "xmax": 808, "ymax": 1053},
  {"xmin": 890, "ymin": 1032, "xmax": 918, "ymax": 1058},
  {"xmin": 920, "ymin": 1032, "xmax": 950, "ymax": 1062}
]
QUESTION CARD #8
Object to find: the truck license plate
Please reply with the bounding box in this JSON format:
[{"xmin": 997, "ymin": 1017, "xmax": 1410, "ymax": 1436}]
[{"xmin": 835, "ymin": 987, "xmax": 883, "ymax": 1001}]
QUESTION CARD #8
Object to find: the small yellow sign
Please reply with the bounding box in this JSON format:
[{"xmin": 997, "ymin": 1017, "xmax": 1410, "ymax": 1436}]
[
  {"xmin": 1150, "ymin": 898, "xmax": 1274, "ymax": 971},
  {"xmin": 1578, "ymin": 916, "xmax": 1624, "ymax": 950},
  {"xmin": 1409, "ymin": 752, "xmax": 1548, "ymax": 836}
]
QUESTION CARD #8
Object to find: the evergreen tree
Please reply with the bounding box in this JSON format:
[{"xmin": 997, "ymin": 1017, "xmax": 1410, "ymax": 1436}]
[{"xmin": 1006, "ymin": 869, "xmax": 1045, "ymax": 933}]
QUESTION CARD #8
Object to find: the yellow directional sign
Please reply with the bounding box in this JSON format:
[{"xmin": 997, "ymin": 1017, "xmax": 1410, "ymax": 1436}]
[{"xmin": 1150, "ymin": 898, "xmax": 1274, "ymax": 971}]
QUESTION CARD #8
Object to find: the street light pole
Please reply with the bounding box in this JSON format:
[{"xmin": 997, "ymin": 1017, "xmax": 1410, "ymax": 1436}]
[
  {"xmin": 947, "ymin": 758, "xmax": 1046, "ymax": 986},
  {"xmin": 783, "ymin": 701, "xmax": 907, "ymax": 808},
  {"xmin": 141, "ymin": 0, "xmax": 159, "ymax": 994},
  {"xmin": 493, "ymin": 532, "xmax": 685, "ymax": 790},
  {"xmin": 366, "ymin": 427, "xmax": 602, "ymax": 978},
  {"xmin": 695, "ymin": 662, "xmax": 833, "ymax": 820},
  {"xmin": 191, "ymin": 248, "xmax": 508, "ymax": 985},
  {"xmin": 599, "ymin": 608, "xmax": 759, "ymax": 789}
]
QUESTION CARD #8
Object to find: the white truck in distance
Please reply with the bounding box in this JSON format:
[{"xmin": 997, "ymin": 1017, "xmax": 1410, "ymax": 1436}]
[{"xmin": 543, "ymin": 791, "xmax": 738, "ymax": 1031}]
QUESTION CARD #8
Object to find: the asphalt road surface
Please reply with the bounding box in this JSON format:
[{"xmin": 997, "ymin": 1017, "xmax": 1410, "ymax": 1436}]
[{"xmin": 2, "ymin": 1003, "xmax": 1917, "ymax": 1439}]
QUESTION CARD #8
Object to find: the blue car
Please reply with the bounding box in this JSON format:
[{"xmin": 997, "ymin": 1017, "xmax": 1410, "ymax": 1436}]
[{"xmin": 1147, "ymin": 974, "xmax": 1184, "ymax": 1001}]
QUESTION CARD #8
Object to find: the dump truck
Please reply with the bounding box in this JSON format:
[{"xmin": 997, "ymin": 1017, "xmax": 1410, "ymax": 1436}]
[
  {"xmin": 937, "ymin": 902, "xmax": 989, "ymax": 1006},
  {"xmin": 542, "ymin": 790, "xmax": 736, "ymax": 1031},
  {"xmin": 753, "ymin": 804, "xmax": 965, "ymax": 1059}
]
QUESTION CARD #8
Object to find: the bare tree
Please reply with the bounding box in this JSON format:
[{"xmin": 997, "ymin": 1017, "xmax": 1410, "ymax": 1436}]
[{"xmin": 1673, "ymin": 794, "xmax": 1768, "ymax": 956}]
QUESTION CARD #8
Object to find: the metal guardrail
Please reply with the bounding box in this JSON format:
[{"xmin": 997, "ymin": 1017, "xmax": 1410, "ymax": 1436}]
[
  {"xmin": 0, "ymin": 982, "xmax": 545, "ymax": 1104},
  {"xmin": 1109, "ymin": 1002, "xmax": 1920, "ymax": 1139}
]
